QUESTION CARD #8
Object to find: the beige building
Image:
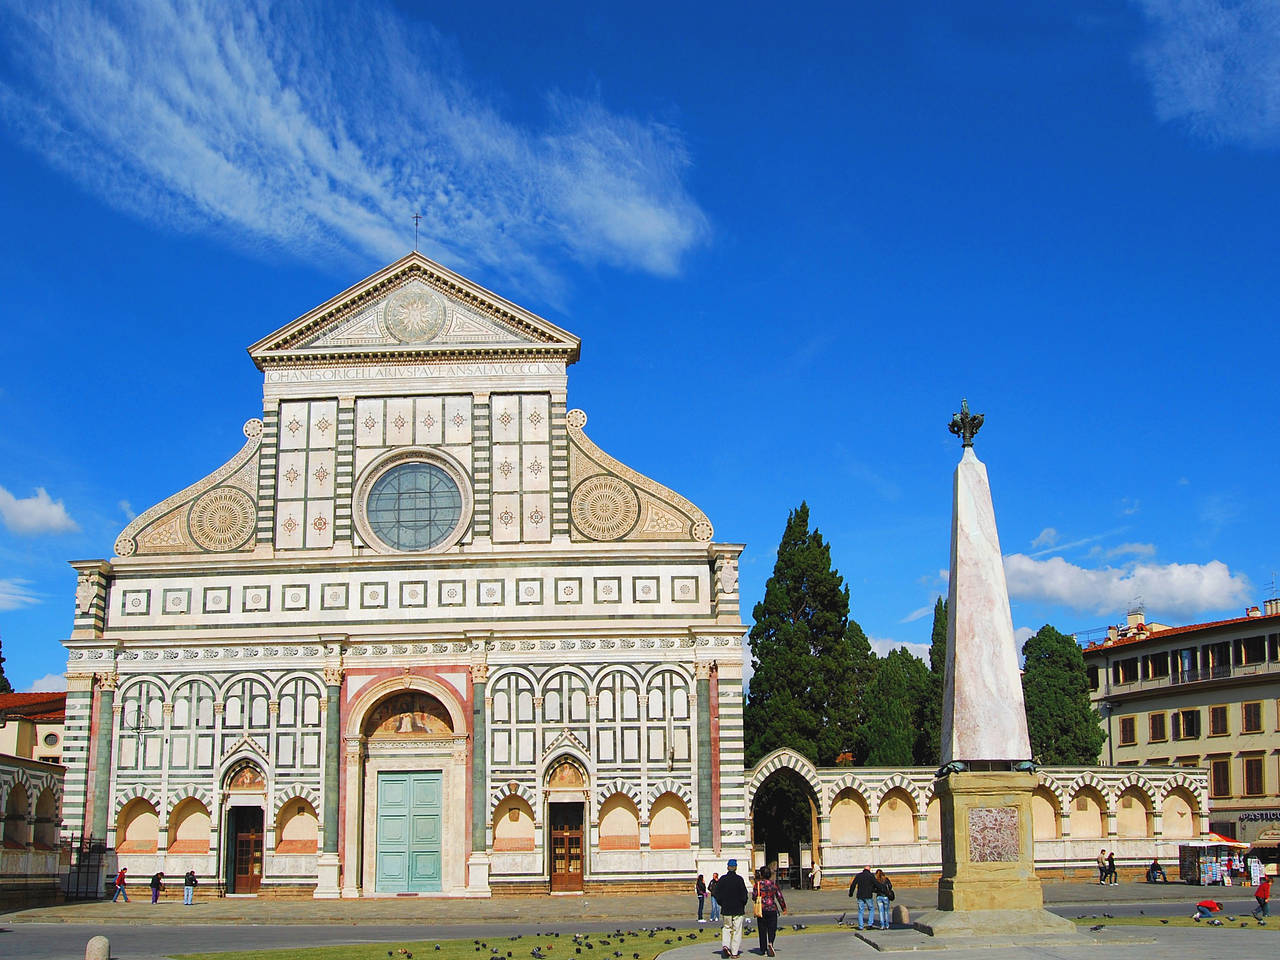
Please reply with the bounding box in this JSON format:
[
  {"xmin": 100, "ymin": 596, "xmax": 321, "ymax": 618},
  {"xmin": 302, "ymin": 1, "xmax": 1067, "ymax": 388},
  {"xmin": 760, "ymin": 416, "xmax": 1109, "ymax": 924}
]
[
  {"xmin": 0, "ymin": 692, "xmax": 67, "ymax": 909},
  {"xmin": 1082, "ymin": 602, "xmax": 1280, "ymax": 842}
]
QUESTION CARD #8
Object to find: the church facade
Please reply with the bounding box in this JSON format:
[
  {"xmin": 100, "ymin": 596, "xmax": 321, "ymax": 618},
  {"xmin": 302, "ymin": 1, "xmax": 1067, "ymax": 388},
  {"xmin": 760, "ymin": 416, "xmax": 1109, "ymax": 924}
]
[{"xmin": 61, "ymin": 253, "xmax": 749, "ymax": 897}]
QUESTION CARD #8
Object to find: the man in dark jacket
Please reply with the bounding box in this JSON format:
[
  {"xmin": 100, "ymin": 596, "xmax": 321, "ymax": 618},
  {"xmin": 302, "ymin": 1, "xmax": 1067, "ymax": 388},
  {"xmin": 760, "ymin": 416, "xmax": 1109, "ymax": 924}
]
[
  {"xmin": 716, "ymin": 859, "xmax": 750, "ymax": 958},
  {"xmin": 849, "ymin": 865, "xmax": 876, "ymax": 930}
]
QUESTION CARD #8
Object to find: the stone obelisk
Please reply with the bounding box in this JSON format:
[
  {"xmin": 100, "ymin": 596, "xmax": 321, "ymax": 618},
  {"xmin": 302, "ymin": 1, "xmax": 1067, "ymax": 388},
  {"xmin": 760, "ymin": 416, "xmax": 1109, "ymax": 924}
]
[{"xmin": 916, "ymin": 400, "xmax": 1075, "ymax": 938}]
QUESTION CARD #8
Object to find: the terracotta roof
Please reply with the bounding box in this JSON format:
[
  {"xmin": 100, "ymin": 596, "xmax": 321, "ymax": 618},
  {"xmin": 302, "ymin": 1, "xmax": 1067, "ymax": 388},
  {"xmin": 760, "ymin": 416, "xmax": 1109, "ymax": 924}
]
[
  {"xmin": 0, "ymin": 692, "xmax": 66, "ymax": 720},
  {"xmin": 1083, "ymin": 612, "xmax": 1280, "ymax": 655}
]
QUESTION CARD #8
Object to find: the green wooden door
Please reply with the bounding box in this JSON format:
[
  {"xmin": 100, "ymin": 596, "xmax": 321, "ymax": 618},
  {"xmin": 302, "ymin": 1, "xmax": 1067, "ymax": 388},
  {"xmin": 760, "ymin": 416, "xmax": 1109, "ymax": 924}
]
[{"xmin": 376, "ymin": 771, "xmax": 442, "ymax": 892}]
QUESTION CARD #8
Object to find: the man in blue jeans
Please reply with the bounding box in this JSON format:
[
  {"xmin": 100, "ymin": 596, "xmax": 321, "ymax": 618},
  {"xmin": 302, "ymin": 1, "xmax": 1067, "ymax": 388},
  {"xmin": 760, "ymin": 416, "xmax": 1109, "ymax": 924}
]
[{"xmin": 849, "ymin": 865, "xmax": 877, "ymax": 930}]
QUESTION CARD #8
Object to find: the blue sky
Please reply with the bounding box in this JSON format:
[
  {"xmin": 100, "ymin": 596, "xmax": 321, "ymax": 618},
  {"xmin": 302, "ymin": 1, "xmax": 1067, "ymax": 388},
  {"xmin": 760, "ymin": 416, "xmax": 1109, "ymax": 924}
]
[{"xmin": 1, "ymin": 0, "xmax": 1277, "ymax": 691}]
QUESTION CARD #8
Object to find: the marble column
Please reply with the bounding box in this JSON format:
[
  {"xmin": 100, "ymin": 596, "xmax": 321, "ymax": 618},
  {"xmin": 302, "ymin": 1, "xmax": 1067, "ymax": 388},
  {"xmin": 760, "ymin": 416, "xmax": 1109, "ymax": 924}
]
[
  {"xmin": 90, "ymin": 674, "xmax": 117, "ymax": 842},
  {"xmin": 695, "ymin": 660, "xmax": 714, "ymax": 851},
  {"xmin": 314, "ymin": 667, "xmax": 343, "ymax": 898},
  {"xmin": 467, "ymin": 661, "xmax": 491, "ymax": 894}
]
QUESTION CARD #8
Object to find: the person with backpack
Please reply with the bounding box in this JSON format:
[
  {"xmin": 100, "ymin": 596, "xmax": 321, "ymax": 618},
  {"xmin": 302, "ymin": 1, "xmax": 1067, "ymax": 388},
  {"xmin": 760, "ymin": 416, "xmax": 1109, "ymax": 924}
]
[
  {"xmin": 111, "ymin": 866, "xmax": 129, "ymax": 902},
  {"xmin": 873, "ymin": 869, "xmax": 895, "ymax": 930},
  {"xmin": 752, "ymin": 864, "xmax": 787, "ymax": 957},
  {"xmin": 183, "ymin": 870, "xmax": 199, "ymax": 906},
  {"xmin": 149, "ymin": 871, "xmax": 165, "ymax": 903}
]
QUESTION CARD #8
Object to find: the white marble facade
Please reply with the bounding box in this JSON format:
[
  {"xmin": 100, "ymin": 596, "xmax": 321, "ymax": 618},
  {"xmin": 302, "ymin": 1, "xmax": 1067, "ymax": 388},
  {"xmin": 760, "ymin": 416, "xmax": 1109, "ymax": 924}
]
[{"xmin": 61, "ymin": 253, "xmax": 748, "ymax": 897}]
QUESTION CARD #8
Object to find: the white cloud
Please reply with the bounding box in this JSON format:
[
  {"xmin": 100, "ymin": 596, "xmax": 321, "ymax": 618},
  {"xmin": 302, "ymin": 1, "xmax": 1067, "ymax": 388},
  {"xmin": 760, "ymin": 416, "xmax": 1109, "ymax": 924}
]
[
  {"xmin": 118, "ymin": 500, "xmax": 135, "ymax": 520},
  {"xmin": 899, "ymin": 605, "xmax": 933, "ymax": 624},
  {"xmin": 0, "ymin": 577, "xmax": 41, "ymax": 609},
  {"xmin": 0, "ymin": 486, "xmax": 79, "ymax": 535},
  {"xmin": 1014, "ymin": 626, "xmax": 1035, "ymax": 648},
  {"xmin": 0, "ymin": 1, "xmax": 708, "ymax": 297},
  {"xmin": 1027, "ymin": 527, "xmax": 1126, "ymax": 559},
  {"xmin": 27, "ymin": 673, "xmax": 66, "ymax": 692},
  {"xmin": 1004, "ymin": 553, "xmax": 1250, "ymax": 617},
  {"xmin": 870, "ymin": 637, "xmax": 932, "ymax": 662},
  {"xmin": 1135, "ymin": 0, "xmax": 1280, "ymax": 148},
  {"xmin": 1031, "ymin": 527, "xmax": 1059, "ymax": 549}
]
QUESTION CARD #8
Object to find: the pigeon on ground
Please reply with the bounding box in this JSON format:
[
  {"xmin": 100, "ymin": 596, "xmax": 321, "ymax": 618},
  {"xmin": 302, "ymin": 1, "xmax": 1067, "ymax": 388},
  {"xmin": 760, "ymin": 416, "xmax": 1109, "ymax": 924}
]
[
  {"xmin": 1103, "ymin": 913, "xmax": 1113, "ymax": 919},
  {"xmin": 837, "ymin": 912, "xmax": 846, "ymax": 925},
  {"xmin": 791, "ymin": 923, "xmax": 807, "ymax": 930},
  {"xmin": 1159, "ymin": 920, "xmax": 1168, "ymax": 925},
  {"xmin": 1226, "ymin": 916, "xmax": 1236, "ymax": 921},
  {"xmin": 1089, "ymin": 924, "xmax": 1105, "ymax": 932},
  {"xmin": 1208, "ymin": 919, "xmax": 1224, "ymax": 926}
]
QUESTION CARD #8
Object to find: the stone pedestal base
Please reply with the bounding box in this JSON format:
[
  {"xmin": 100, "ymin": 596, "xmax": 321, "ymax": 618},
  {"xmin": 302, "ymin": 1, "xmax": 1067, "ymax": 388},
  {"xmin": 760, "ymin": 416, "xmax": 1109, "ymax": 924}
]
[
  {"xmin": 313, "ymin": 852, "xmax": 341, "ymax": 899},
  {"xmin": 916, "ymin": 769, "xmax": 1076, "ymax": 939},
  {"xmin": 466, "ymin": 853, "xmax": 491, "ymax": 896}
]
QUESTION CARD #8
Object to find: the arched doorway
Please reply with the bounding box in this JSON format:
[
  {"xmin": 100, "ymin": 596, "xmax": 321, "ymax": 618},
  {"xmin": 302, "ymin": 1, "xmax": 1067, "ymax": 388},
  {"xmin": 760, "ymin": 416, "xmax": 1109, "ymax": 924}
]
[
  {"xmin": 223, "ymin": 762, "xmax": 266, "ymax": 894},
  {"xmin": 545, "ymin": 758, "xmax": 588, "ymax": 892},
  {"xmin": 747, "ymin": 751, "xmax": 822, "ymax": 886},
  {"xmin": 342, "ymin": 678, "xmax": 469, "ymax": 897}
]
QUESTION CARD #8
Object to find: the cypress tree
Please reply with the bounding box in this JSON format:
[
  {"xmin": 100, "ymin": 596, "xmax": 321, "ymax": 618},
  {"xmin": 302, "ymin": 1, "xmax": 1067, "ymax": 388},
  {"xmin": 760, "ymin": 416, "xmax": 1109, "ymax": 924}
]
[
  {"xmin": 1021, "ymin": 624, "xmax": 1106, "ymax": 764},
  {"xmin": 918, "ymin": 597, "xmax": 947, "ymax": 765},
  {"xmin": 863, "ymin": 648, "xmax": 918, "ymax": 765},
  {"xmin": 0, "ymin": 635, "xmax": 11, "ymax": 694},
  {"xmin": 744, "ymin": 503, "xmax": 867, "ymax": 766}
]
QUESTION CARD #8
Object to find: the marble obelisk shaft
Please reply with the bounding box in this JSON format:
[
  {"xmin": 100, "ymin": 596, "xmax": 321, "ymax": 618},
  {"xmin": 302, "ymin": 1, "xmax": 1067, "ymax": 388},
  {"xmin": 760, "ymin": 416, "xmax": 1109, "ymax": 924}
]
[{"xmin": 940, "ymin": 446, "xmax": 1032, "ymax": 765}]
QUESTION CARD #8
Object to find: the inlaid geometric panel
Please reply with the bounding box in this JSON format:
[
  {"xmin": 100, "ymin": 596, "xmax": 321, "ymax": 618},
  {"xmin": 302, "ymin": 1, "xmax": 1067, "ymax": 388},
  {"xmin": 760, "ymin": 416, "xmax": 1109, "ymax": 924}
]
[
  {"xmin": 400, "ymin": 582, "xmax": 428, "ymax": 608},
  {"xmin": 968, "ymin": 806, "xmax": 1020, "ymax": 863}
]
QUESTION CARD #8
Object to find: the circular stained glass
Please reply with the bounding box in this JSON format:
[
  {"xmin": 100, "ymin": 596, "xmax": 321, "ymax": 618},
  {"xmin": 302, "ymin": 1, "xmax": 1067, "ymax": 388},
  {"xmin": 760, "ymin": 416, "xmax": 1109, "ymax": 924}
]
[{"xmin": 366, "ymin": 462, "xmax": 463, "ymax": 551}]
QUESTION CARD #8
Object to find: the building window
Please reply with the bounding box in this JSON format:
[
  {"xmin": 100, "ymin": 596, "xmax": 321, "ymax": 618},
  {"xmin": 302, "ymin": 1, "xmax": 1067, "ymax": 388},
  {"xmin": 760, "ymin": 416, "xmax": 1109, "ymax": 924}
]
[
  {"xmin": 1119, "ymin": 716, "xmax": 1137, "ymax": 745},
  {"xmin": 1244, "ymin": 756, "xmax": 1265, "ymax": 797},
  {"xmin": 1086, "ymin": 665, "xmax": 1099, "ymax": 691},
  {"xmin": 1242, "ymin": 701, "xmax": 1263, "ymax": 734},
  {"xmin": 1172, "ymin": 709, "xmax": 1201, "ymax": 740},
  {"xmin": 1209, "ymin": 705, "xmax": 1229, "ymax": 737},
  {"xmin": 1149, "ymin": 712, "xmax": 1167, "ymax": 742},
  {"xmin": 42, "ymin": 732, "xmax": 58, "ymax": 747},
  {"xmin": 367, "ymin": 462, "xmax": 463, "ymax": 550},
  {"xmin": 1113, "ymin": 658, "xmax": 1139, "ymax": 684},
  {"xmin": 1210, "ymin": 758, "xmax": 1231, "ymax": 798}
]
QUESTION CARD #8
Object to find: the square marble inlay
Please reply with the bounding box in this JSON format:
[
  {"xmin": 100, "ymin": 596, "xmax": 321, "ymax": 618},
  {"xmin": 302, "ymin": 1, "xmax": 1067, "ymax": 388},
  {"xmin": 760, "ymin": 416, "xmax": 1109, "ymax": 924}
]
[{"xmin": 968, "ymin": 806, "xmax": 1020, "ymax": 863}]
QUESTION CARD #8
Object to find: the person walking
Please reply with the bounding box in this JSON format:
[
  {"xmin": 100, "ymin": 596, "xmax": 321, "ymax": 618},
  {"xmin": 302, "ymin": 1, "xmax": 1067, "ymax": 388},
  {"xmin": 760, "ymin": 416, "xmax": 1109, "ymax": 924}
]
[
  {"xmin": 696, "ymin": 873, "xmax": 707, "ymax": 923},
  {"xmin": 183, "ymin": 870, "xmax": 198, "ymax": 906},
  {"xmin": 1105, "ymin": 851, "xmax": 1118, "ymax": 885},
  {"xmin": 1253, "ymin": 875, "xmax": 1272, "ymax": 920},
  {"xmin": 111, "ymin": 867, "xmax": 129, "ymax": 902},
  {"xmin": 149, "ymin": 871, "xmax": 165, "ymax": 904},
  {"xmin": 873, "ymin": 869, "xmax": 895, "ymax": 931},
  {"xmin": 849, "ymin": 865, "xmax": 877, "ymax": 931},
  {"xmin": 715, "ymin": 858, "xmax": 750, "ymax": 959},
  {"xmin": 752, "ymin": 865, "xmax": 786, "ymax": 957},
  {"xmin": 1096, "ymin": 849, "xmax": 1107, "ymax": 884},
  {"xmin": 708, "ymin": 872, "xmax": 722, "ymax": 923}
]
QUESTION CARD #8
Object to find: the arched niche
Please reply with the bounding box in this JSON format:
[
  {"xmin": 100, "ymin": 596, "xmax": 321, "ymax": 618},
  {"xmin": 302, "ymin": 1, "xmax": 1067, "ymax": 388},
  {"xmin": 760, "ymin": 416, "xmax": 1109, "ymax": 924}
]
[
  {"xmin": 1161, "ymin": 788, "xmax": 1197, "ymax": 839},
  {"xmin": 276, "ymin": 798, "xmax": 319, "ymax": 854},
  {"xmin": 1069, "ymin": 787, "xmax": 1106, "ymax": 839},
  {"xmin": 598, "ymin": 794, "xmax": 640, "ymax": 851},
  {"xmin": 116, "ymin": 797, "xmax": 159, "ymax": 853},
  {"xmin": 1116, "ymin": 787, "xmax": 1153, "ymax": 838},
  {"xmin": 650, "ymin": 792, "xmax": 691, "ymax": 850},
  {"xmin": 33, "ymin": 787, "xmax": 58, "ymax": 850},
  {"xmin": 3, "ymin": 783, "xmax": 30, "ymax": 848},
  {"xmin": 877, "ymin": 788, "xmax": 917, "ymax": 844},
  {"xmin": 1031, "ymin": 787, "xmax": 1061, "ymax": 840},
  {"xmin": 830, "ymin": 789, "xmax": 870, "ymax": 845},
  {"xmin": 493, "ymin": 795, "xmax": 536, "ymax": 852},
  {"xmin": 168, "ymin": 797, "xmax": 211, "ymax": 854},
  {"xmin": 363, "ymin": 690, "xmax": 454, "ymax": 738}
]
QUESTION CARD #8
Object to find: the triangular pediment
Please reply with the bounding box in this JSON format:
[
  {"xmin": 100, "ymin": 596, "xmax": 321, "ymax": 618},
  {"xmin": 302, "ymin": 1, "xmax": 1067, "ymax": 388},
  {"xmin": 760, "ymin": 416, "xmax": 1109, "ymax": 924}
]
[{"xmin": 248, "ymin": 252, "xmax": 580, "ymax": 368}]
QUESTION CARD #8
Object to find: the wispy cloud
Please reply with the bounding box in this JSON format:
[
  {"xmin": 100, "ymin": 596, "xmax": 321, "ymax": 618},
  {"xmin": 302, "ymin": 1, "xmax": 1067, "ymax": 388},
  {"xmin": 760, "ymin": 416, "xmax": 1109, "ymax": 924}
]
[
  {"xmin": 899, "ymin": 605, "xmax": 933, "ymax": 624},
  {"xmin": 1104, "ymin": 541, "xmax": 1157, "ymax": 559},
  {"xmin": 0, "ymin": 1, "xmax": 709, "ymax": 296},
  {"xmin": 0, "ymin": 486, "xmax": 79, "ymax": 535},
  {"xmin": 0, "ymin": 577, "xmax": 41, "ymax": 609},
  {"xmin": 1135, "ymin": 0, "xmax": 1280, "ymax": 148},
  {"xmin": 118, "ymin": 500, "xmax": 136, "ymax": 521},
  {"xmin": 1026, "ymin": 527, "xmax": 1125, "ymax": 559},
  {"xmin": 1004, "ymin": 553, "xmax": 1250, "ymax": 617},
  {"xmin": 1031, "ymin": 527, "xmax": 1059, "ymax": 549}
]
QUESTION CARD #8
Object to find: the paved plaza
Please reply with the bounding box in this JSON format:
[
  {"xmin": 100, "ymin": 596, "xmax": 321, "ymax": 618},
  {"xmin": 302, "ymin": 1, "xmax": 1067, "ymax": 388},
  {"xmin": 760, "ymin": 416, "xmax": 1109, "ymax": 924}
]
[{"xmin": 2, "ymin": 881, "xmax": 1274, "ymax": 960}]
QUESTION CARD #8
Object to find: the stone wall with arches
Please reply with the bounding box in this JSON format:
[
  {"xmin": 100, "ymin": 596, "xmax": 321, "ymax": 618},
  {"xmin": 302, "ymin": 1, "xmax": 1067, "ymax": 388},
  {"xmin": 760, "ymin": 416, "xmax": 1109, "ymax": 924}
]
[
  {"xmin": 745, "ymin": 750, "xmax": 1210, "ymax": 883},
  {"xmin": 0, "ymin": 755, "xmax": 63, "ymax": 909}
]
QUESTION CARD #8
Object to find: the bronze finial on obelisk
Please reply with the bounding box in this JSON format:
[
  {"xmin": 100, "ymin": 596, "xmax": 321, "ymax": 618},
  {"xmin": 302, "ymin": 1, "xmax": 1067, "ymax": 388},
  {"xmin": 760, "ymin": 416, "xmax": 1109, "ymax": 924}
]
[{"xmin": 948, "ymin": 398, "xmax": 984, "ymax": 448}]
